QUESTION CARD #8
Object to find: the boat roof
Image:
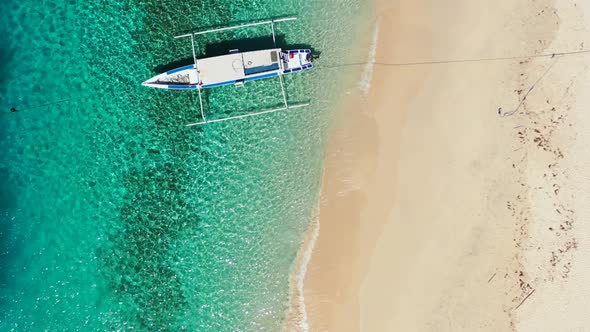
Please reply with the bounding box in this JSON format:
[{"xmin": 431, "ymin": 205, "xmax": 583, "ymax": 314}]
[{"xmin": 198, "ymin": 48, "xmax": 281, "ymax": 86}]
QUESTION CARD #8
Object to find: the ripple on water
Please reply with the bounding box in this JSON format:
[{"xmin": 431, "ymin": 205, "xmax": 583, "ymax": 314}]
[{"xmin": 0, "ymin": 0, "xmax": 372, "ymax": 329}]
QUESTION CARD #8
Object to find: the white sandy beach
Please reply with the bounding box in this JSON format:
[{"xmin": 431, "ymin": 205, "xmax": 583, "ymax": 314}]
[{"xmin": 299, "ymin": 0, "xmax": 590, "ymax": 331}]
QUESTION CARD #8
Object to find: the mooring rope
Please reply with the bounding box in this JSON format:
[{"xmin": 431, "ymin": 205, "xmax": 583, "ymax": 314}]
[
  {"xmin": 5, "ymin": 48, "xmax": 590, "ymax": 115},
  {"xmin": 316, "ymin": 48, "xmax": 590, "ymax": 69}
]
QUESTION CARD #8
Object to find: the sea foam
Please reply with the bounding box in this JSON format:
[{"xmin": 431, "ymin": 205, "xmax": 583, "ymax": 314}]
[
  {"xmin": 294, "ymin": 215, "xmax": 320, "ymax": 332},
  {"xmin": 359, "ymin": 20, "xmax": 380, "ymax": 96}
]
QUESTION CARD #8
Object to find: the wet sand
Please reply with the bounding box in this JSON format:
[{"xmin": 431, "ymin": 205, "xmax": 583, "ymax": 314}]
[{"xmin": 300, "ymin": 0, "xmax": 590, "ymax": 331}]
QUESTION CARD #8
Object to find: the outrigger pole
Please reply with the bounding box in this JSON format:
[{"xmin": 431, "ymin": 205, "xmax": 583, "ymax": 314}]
[
  {"xmin": 185, "ymin": 103, "xmax": 310, "ymax": 127},
  {"xmin": 174, "ymin": 17, "xmax": 297, "ymax": 39},
  {"xmin": 175, "ymin": 17, "xmax": 305, "ymax": 126}
]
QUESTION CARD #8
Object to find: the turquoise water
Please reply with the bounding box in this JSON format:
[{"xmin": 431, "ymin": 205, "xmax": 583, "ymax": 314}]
[{"xmin": 0, "ymin": 0, "xmax": 371, "ymax": 330}]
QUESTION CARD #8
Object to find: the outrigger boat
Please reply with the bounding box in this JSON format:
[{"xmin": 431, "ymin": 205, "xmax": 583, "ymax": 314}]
[{"xmin": 142, "ymin": 17, "xmax": 313, "ymax": 126}]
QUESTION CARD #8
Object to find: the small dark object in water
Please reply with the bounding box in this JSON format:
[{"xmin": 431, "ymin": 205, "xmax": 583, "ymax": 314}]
[
  {"xmin": 10, "ymin": 107, "xmax": 17, "ymax": 113},
  {"xmin": 306, "ymin": 54, "xmax": 314, "ymax": 62}
]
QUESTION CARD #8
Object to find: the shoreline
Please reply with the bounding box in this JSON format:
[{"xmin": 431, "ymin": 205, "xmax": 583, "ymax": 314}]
[
  {"xmin": 283, "ymin": 209, "xmax": 321, "ymax": 332},
  {"xmin": 282, "ymin": 35, "xmax": 377, "ymax": 332},
  {"xmin": 296, "ymin": 0, "xmax": 590, "ymax": 330},
  {"xmin": 282, "ymin": 4, "xmax": 377, "ymax": 331}
]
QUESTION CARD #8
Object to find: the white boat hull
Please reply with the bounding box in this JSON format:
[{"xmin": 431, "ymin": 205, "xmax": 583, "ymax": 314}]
[{"xmin": 143, "ymin": 49, "xmax": 313, "ymax": 90}]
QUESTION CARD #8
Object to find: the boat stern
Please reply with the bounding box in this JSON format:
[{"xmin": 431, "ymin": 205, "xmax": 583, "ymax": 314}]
[{"xmin": 282, "ymin": 49, "xmax": 313, "ymax": 74}]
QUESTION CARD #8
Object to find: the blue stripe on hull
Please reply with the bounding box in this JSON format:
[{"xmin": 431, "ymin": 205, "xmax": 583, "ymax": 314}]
[
  {"xmin": 286, "ymin": 49, "xmax": 311, "ymax": 54},
  {"xmin": 168, "ymin": 85, "xmax": 198, "ymax": 90},
  {"xmin": 283, "ymin": 63, "xmax": 313, "ymax": 75},
  {"xmin": 201, "ymin": 80, "xmax": 236, "ymax": 89},
  {"xmin": 166, "ymin": 64, "xmax": 195, "ymax": 75},
  {"xmin": 244, "ymin": 72, "xmax": 278, "ymax": 82}
]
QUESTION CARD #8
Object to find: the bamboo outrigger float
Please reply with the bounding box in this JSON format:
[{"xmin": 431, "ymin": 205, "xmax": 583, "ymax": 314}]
[{"xmin": 142, "ymin": 17, "xmax": 313, "ymax": 126}]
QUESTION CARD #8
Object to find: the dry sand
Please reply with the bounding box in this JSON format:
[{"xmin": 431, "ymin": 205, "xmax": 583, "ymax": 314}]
[{"xmin": 298, "ymin": 0, "xmax": 590, "ymax": 331}]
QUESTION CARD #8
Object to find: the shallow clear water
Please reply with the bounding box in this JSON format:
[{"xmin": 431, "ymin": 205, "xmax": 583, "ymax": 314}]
[{"xmin": 0, "ymin": 0, "xmax": 371, "ymax": 330}]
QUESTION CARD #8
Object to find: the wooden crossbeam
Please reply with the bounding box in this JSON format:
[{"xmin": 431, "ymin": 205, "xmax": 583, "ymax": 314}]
[{"xmin": 175, "ymin": 17, "xmax": 297, "ymax": 39}]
